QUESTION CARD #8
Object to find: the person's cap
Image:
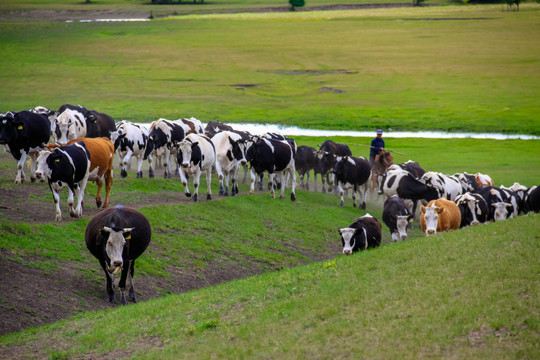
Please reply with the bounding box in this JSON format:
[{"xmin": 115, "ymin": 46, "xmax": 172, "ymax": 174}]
[{"xmin": 377, "ymin": 129, "xmax": 383, "ymax": 134}]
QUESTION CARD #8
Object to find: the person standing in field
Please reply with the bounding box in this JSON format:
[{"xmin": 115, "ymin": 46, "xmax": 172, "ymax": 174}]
[{"xmin": 369, "ymin": 129, "xmax": 385, "ymax": 165}]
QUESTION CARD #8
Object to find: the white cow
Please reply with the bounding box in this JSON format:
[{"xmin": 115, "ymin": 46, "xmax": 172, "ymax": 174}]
[
  {"xmin": 176, "ymin": 133, "xmax": 216, "ymax": 202},
  {"xmin": 54, "ymin": 108, "xmax": 87, "ymax": 145}
]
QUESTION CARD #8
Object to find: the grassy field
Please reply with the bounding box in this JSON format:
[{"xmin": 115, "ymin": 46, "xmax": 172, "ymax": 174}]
[
  {"xmin": 0, "ymin": 2, "xmax": 539, "ymax": 358},
  {"xmin": 1, "ymin": 4, "xmax": 539, "ymax": 133}
]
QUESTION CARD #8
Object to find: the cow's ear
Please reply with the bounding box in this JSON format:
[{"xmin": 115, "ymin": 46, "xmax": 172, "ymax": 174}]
[
  {"xmin": 100, "ymin": 226, "xmax": 111, "ymax": 238},
  {"xmin": 436, "ymin": 207, "xmax": 444, "ymax": 214},
  {"xmin": 123, "ymin": 227, "xmax": 135, "ymax": 240},
  {"xmin": 420, "ymin": 205, "xmax": 426, "ymax": 213},
  {"xmin": 191, "ymin": 141, "xmax": 199, "ymax": 148}
]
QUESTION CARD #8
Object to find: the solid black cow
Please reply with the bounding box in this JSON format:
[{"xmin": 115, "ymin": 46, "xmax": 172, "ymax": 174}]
[
  {"xmin": 314, "ymin": 140, "xmax": 352, "ymax": 193},
  {"xmin": 86, "ymin": 110, "xmax": 116, "ymax": 139},
  {"xmin": 247, "ymin": 137, "xmax": 296, "ymax": 201},
  {"xmin": 85, "ymin": 205, "xmax": 151, "ymax": 305},
  {"xmin": 382, "ymin": 195, "xmax": 413, "ymax": 242},
  {"xmin": 332, "ymin": 155, "xmax": 371, "ymax": 209},
  {"xmin": 338, "ymin": 214, "xmax": 382, "ymax": 255},
  {"xmin": 0, "ymin": 111, "xmax": 51, "ymax": 183},
  {"xmin": 526, "ymin": 186, "xmax": 540, "ymax": 213},
  {"xmin": 295, "ymin": 145, "xmax": 317, "ymax": 190},
  {"xmin": 454, "ymin": 192, "xmax": 489, "ymax": 227}
]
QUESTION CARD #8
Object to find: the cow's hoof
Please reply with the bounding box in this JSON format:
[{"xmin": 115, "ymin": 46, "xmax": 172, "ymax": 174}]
[
  {"xmin": 30, "ymin": 177, "xmax": 36, "ymax": 183},
  {"xmin": 96, "ymin": 200, "xmax": 102, "ymax": 208},
  {"xmin": 353, "ymin": 203, "xmax": 357, "ymax": 208},
  {"xmin": 121, "ymin": 169, "xmax": 128, "ymax": 178},
  {"xmin": 107, "ymin": 295, "xmax": 116, "ymax": 303},
  {"xmin": 340, "ymin": 201, "xmax": 344, "ymax": 207},
  {"xmin": 136, "ymin": 171, "xmax": 143, "ymax": 178},
  {"xmin": 360, "ymin": 203, "xmax": 366, "ymax": 210},
  {"xmin": 291, "ymin": 193, "xmax": 296, "ymax": 201},
  {"xmin": 185, "ymin": 192, "xmax": 191, "ymax": 198},
  {"xmin": 193, "ymin": 194, "xmax": 199, "ymax": 202},
  {"xmin": 149, "ymin": 170, "xmax": 155, "ymax": 178},
  {"xmin": 206, "ymin": 194, "xmax": 212, "ymax": 201}
]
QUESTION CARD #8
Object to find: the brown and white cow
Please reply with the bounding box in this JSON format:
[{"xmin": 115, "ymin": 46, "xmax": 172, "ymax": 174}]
[
  {"xmin": 47, "ymin": 137, "xmax": 114, "ymax": 209},
  {"xmin": 420, "ymin": 198, "xmax": 461, "ymax": 235}
]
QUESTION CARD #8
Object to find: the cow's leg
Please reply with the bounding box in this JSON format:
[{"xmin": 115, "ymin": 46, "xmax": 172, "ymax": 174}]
[
  {"xmin": 259, "ymin": 173, "xmax": 264, "ymax": 191},
  {"xmin": 330, "ymin": 173, "xmax": 336, "ymax": 193},
  {"xmin": 163, "ymin": 149, "xmax": 171, "ymax": 178},
  {"xmin": 359, "ymin": 182, "xmax": 368, "ymax": 210},
  {"xmin": 223, "ymin": 171, "xmax": 230, "ymax": 196},
  {"xmin": 136, "ymin": 155, "xmax": 144, "ymax": 178},
  {"xmin": 29, "ymin": 151, "xmax": 39, "ymax": 183},
  {"xmin": 95, "ymin": 179, "xmax": 103, "ymax": 208},
  {"xmin": 50, "ymin": 183, "xmax": 63, "ymax": 221},
  {"xmin": 231, "ymin": 165, "xmax": 239, "ymax": 196},
  {"xmin": 217, "ymin": 162, "xmax": 225, "ymax": 195},
  {"xmin": 269, "ymin": 173, "xmax": 276, "ymax": 198},
  {"xmin": 289, "ymin": 167, "xmax": 296, "ymax": 201},
  {"xmin": 322, "ymin": 173, "xmax": 329, "ymax": 193},
  {"xmin": 338, "ymin": 182, "xmax": 345, "ymax": 207},
  {"xmin": 148, "ymin": 154, "xmax": 155, "ymax": 178},
  {"xmin": 205, "ymin": 168, "xmax": 212, "ymax": 201},
  {"xmin": 278, "ymin": 172, "xmax": 286, "ymax": 199},
  {"xmin": 192, "ymin": 170, "xmax": 201, "ymax": 202},
  {"xmin": 103, "ymin": 170, "xmax": 112, "ymax": 208},
  {"xmin": 249, "ymin": 168, "xmax": 256, "ymax": 194},
  {"xmin": 305, "ymin": 171, "xmax": 310, "ymax": 191},
  {"xmin": 180, "ymin": 168, "xmax": 191, "ymax": 198},
  {"xmin": 67, "ymin": 183, "xmax": 76, "ymax": 218},
  {"xmin": 118, "ymin": 262, "xmax": 129, "ymax": 306},
  {"xmin": 121, "ymin": 150, "xmax": 133, "ymax": 178},
  {"xmin": 128, "ymin": 260, "xmax": 137, "ymax": 303},
  {"xmin": 74, "ymin": 176, "xmax": 89, "ymax": 217},
  {"xmin": 15, "ymin": 151, "xmax": 28, "ymax": 184},
  {"xmin": 100, "ymin": 259, "xmax": 116, "ymax": 303},
  {"xmin": 313, "ymin": 173, "xmax": 318, "ymax": 192}
]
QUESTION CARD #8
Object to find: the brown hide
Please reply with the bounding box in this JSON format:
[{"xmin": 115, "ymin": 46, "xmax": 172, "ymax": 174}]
[{"xmin": 420, "ymin": 198, "xmax": 461, "ymax": 233}]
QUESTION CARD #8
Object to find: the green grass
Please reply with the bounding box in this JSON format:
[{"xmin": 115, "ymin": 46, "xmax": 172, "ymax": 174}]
[
  {"xmin": 1, "ymin": 213, "xmax": 538, "ymax": 359},
  {"xmin": 1, "ymin": 4, "xmax": 539, "ymax": 134}
]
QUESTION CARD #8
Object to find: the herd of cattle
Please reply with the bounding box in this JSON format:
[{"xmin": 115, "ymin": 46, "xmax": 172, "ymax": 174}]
[{"xmin": 1, "ymin": 104, "xmax": 539, "ymax": 302}]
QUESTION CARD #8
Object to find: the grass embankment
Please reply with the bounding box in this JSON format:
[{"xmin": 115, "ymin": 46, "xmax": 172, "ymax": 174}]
[
  {"xmin": 1, "ymin": 213, "xmax": 538, "ymax": 359},
  {"xmin": 0, "ymin": 5, "xmax": 539, "ymax": 134}
]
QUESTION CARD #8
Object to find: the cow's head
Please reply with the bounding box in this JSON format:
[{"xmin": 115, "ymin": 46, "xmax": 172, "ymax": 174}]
[
  {"xmin": 100, "ymin": 226, "xmax": 134, "ymax": 275},
  {"xmin": 177, "ymin": 138, "xmax": 198, "ymax": 168},
  {"xmin": 55, "ymin": 109, "xmax": 85, "ymax": 145},
  {"xmin": 34, "ymin": 149, "xmax": 53, "ymax": 181},
  {"xmin": 394, "ymin": 215, "xmax": 412, "ymax": 242},
  {"xmin": 492, "ymin": 202, "xmax": 512, "ymax": 221},
  {"xmin": 0, "ymin": 112, "xmax": 19, "ymax": 145},
  {"xmin": 338, "ymin": 227, "xmax": 367, "ymax": 255},
  {"xmin": 456, "ymin": 194, "xmax": 481, "ymax": 226},
  {"xmin": 421, "ymin": 205, "xmax": 443, "ymax": 235},
  {"xmin": 229, "ymin": 137, "xmax": 247, "ymax": 166},
  {"xmin": 315, "ymin": 151, "xmax": 336, "ymax": 175}
]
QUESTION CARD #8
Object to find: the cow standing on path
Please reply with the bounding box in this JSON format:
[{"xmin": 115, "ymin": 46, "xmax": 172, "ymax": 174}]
[
  {"xmin": 176, "ymin": 133, "xmax": 216, "ymax": 202},
  {"xmin": 332, "ymin": 155, "xmax": 371, "ymax": 209},
  {"xmin": 338, "ymin": 214, "xmax": 382, "ymax": 255},
  {"xmin": 85, "ymin": 205, "xmax": 151, "ymax": 305},
  {"xmin": 315, "ymin": 140, "xmax": 352, "ymax": 193},
  {"xmin": 0, "ymin": 111, "xmax": 51, "ymax": 183},
  {"xmin": 247, "ymin": 137, "xmax": 296, "ymax": 201},
  {"xmin": 295, "ymin": 145, "xmax": 317, "ymax": 190},
  {"xmin": 34, "ymin": 142, "xmax": 91, "ymax": 221},
  {"xmin": 211, "ymin": 131, "xmax": 247, "ymax": 197}
]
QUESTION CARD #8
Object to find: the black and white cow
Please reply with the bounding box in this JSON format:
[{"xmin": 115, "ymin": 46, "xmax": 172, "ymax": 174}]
[
  {"xmin": 454, "ymin": 192, "xmax": 489, "ymax": 227},
  {"xmin": 85, "ymin": 205, "xmax": 151, "ymax": 305},
  {"xmin": 211, "ymin": 131, "xmax": 248, "ymax": 196},
  {"xmin": 332, "ymin": 155, "xmax": 371, "ymax": 209},
  {"xmin": 476, "ymin": 186, "xmax": 520, "ymax": 221},
  {"xmin": 144, "ymin": 118, "xmax": 203, "ymax": 178},
  {"xmin": 501, "ymin": 182, "xmax": 530, "ymax": 214},
  {"xmin": 382, "ymin": 196, "xmax": 413, "ymax": 242},
  {"xmin": 420, "ymin": 171, "xmax": 465, "ymax": 201},
  {"xmin": 314, "ymin": 140, "xmax": 352, "ymax": 193},
  {"xmin": 176, "ymin": 133, "xmax": 216, "ymax": 202},
  {"xmin": 53, "ymin": 104, "xmax": 115, "ymax": 145},
  {"xmin": 294, "ymin": 145, "xmax": 317, "ymax": 190},
  {"xmin": 453, "ymin": 172, "xmax": 479, "ymax": 193},
  {"xmin": 338, "ymin": 214, "xmax": 382, "ymax": 255},
  {"xmin": 34, "ymin": 142, "xmax": 91, "ymax": 221},
  {"xmin": 110, "ymin": 121, "xmax": 151, "ymax": 178},
  {"xmin": 0, "ymin": 111, "xmax": 51, "ymax": 183},
  {"xmin": 380, "ymin": 165, "xmax": 441, "ymax": 219},
  {"xmin": 396, "ymin": 160, "xmax": 425, "ymax": 179},
  {"xmin": 247, "ymin": 137, "xmax": 296, "ymax": 201}
]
